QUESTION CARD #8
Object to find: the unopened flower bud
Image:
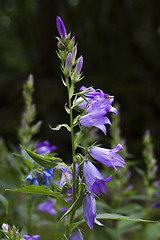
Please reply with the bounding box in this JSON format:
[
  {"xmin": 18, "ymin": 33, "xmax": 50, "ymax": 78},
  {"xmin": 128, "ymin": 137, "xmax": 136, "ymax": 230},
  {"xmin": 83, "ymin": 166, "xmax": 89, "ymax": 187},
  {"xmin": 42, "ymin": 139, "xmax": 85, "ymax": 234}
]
[
  {"xmin": 57, "ymin": 41, "xmax": 66, "ymax": 51},
  {"xmin": 74, "ymin": 56, "xmax": 83, "ymax": 81},
  {"xmin": 2, "ymin": 223, "xmax": 9, "ymax": 232},
  {"xmin": 28, "ymin": 74, "xmax": 34, "ymax": 89},
  {"xmin": 68, "ymin": 36, "xmax": 75, "ymax": 51},
  {"xmin": 72, "ymin": 45, "xmax": 77, "ymax": 64},
  {"xmin": 56, "ymin": 16, "xmax": 67, "ymax": 40},
  {"xmin": 65, "ymin": 52, "xmax": 72, "ymax": 76}
]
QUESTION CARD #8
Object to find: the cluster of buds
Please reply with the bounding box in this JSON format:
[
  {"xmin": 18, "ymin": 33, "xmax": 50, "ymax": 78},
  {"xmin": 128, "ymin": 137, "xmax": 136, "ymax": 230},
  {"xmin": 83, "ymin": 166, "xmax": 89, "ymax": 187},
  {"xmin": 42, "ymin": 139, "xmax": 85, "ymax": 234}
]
[
  {"xmin": 2, "ymin": 224, "xmax": 24, "ymax": 240},
  {"xmin": 56, "ymin": 16, "xmax": 83, "ymax": 82}
]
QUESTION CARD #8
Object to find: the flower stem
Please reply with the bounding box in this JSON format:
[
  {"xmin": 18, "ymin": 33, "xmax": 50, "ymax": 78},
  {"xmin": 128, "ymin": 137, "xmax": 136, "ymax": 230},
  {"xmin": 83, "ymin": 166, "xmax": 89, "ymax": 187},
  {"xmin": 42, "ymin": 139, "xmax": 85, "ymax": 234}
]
[{"xmin": 66, "ymin": 79, "xmax": 76, "ymax": 201}]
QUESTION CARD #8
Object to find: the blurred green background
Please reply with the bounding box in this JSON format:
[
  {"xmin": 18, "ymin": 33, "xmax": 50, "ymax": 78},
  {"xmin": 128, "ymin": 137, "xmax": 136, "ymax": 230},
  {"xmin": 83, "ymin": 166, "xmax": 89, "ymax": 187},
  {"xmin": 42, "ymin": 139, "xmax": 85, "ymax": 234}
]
[{"xmin": 0, "ymin": 0, "xmax": 160, "ymax": 161}]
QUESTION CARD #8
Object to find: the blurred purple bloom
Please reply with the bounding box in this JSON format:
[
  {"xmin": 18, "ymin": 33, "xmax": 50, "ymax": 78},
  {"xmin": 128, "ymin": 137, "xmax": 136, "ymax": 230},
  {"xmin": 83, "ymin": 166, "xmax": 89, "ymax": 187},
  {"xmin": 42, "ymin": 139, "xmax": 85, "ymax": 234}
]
[
  {"xmin": 37, "ymin": 199, "xmax": 57, "ymax": 216},
  {"xmin": 83, "ymin": 161, "xmax": 111, "ymax": 197},
  {"xmin": 83, "ymin": 193, "xmax": 102, "ymax": 230},
  {"xmin": 22, "ymin": 235, "xmax": 40, "ymax": 240},
  {"xmin": 70, "ymin": 228, "xmax": 83, "ymax": 240},
  {"xmin": 152, "ymin": 203, "xmax": 160, "ymax": 209},
  {"xmin": 56, "ymin": 16, "xmax": 67, "ymax": 40},
  {"xmin": 154, "ymin": 180, "xmax": 160, "ymax": 187},
  {"xmin": 89, "ymin": 144, "xmax": 125, "ymax": 172},
  {"xmin": 59, "ymin": 207, "xmax": 68, "ymax": 212},
  {"xmin": 35, "ymin": 141, "xmax": 56, "ymax": 155},
  {"xmin": 74, "ymin": 56, "xmax": 83, "ymax": 81}
]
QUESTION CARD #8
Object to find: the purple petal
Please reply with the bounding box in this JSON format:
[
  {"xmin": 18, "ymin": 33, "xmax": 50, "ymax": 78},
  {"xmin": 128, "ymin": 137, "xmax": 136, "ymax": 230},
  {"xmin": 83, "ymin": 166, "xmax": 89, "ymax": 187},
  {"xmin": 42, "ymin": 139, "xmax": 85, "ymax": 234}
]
[
  {"xmin": 56, "ymin": 16, "xmax": 67, "ymax": 39},
  {"xmin": 83, "ymin": 193, "xmax": 96, "ymax": 230},
  {"xmin": 70, "ymin": 228, "xmax": 83, "ymax": 240}
]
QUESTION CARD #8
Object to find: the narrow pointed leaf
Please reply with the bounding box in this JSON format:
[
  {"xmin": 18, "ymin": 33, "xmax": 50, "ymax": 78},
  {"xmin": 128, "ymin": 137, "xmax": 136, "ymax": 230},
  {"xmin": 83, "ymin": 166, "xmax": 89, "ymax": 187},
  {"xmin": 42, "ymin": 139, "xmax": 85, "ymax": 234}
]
[
  {"xmin": 60, "ymin": 190, "xmax": 84, "ymax": 220},
  {"xmin": 96, "ymin": 213, "xmax": 156, "ymax": 222},
  {"xmin": 6, "ymin": 185, "xmax": 67, "ymax": 206},
  {"xmin": 21, "ymin": 146, "xmax": 62, "ymax": 169},
  {"xmin": 0, "ymin": 194, "xmax": 8, "ymax": 215}
]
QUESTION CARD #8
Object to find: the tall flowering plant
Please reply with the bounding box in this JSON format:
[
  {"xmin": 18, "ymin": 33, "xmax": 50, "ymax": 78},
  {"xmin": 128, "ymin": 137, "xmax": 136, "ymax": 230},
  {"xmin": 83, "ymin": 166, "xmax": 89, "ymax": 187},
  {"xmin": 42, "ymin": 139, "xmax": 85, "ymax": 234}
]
[{"xmin": 4, "ymin": 16, "xmax": 154, "ymax": 240}]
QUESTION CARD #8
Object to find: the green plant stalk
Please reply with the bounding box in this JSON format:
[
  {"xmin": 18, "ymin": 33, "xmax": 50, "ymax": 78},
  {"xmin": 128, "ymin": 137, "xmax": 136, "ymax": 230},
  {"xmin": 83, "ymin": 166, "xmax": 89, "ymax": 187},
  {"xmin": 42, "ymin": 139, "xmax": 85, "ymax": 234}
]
[
  {"xmin": 66, "ymin": 79, "xmax": 76, "ymax": 201},
  {"xmin": 65, "ymin": 78, "xmax": 77, "ymax": 238}
]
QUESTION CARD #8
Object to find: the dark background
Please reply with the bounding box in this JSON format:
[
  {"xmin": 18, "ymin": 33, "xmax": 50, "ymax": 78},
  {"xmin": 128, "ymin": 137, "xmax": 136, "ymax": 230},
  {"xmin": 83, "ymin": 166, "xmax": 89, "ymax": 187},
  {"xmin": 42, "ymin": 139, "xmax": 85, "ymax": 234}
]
[{"xmin": 0, "ymin": 0, "xmax": 160, "ymax": 162}]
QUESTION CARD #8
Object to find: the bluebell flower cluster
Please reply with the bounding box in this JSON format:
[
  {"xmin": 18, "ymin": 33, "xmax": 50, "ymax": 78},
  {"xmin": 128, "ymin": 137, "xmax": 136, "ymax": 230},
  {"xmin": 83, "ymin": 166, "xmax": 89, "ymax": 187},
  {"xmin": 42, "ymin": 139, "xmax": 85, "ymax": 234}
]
[{"xmin": 56, "ymin": 16, "xmax": 126, "ymax": 236}]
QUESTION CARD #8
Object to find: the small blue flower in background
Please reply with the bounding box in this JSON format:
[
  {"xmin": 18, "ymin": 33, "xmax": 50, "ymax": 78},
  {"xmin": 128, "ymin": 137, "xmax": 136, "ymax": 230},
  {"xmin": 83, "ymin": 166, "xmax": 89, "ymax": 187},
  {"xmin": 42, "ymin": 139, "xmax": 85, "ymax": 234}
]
[
  {"xmin": 42, "ymin": 168, "xmax": 54, "ymax": 185},
  {"xmin": 83, "ymin": 193, "xmax": 102, "ymax": 230},
  {"xmin": 26, "ymin": 141, "xmax": 56, "ymax": 185},
  {"xmin": 34, "ymin": 141, "xmax": 56, "ymax": 155},
  {"xmin": 56, "ymin": 16, "xmax": 67, "ymax": 40},
  {"xmin": 22, "ymin": 235, "xmax": 40, "ymax": 240},
  {"xmin": 83, "ymin": 161, "xmax": 112, "ymax": 197},
  {"xmin": 70, "ymin": 228, "xmax": 83, "ymax": 240},
  {"xmin": 26, "ymin": 173, "xmax": 39, "ymax": 186},
  {"xmin": 89, "ymin": 144, "xmax": 125, "ymax": 172},
  {"xmin": 37, "ymin": 198, "xmax": 57, "ymax": 216}
]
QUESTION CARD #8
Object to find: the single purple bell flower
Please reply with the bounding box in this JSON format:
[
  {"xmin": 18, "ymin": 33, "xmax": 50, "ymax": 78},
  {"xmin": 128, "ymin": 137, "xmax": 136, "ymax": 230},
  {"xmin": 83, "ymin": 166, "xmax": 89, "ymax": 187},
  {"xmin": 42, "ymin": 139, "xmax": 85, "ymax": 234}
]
[
  {"xmin": 65, "ymin": 52, "xmax": 72, "ymax": 75},
  {"xmin": 70, "ymin": 228, "xmax": 83, "ymax": 240},
  {"xmin": 37, "ymin": 199, "xmax": 57, "ymax": 216},
  {"xmin": 22, "ymin": 235, "xmax": 40, "ymax": 240},
  {"xmin": 26, "ymin": 173, "xmax": 33, "ymax": 182},
  {"xmin": 83, "ymin": 161, "xmax": 112, "ymax": 197},
  {"xmin": 35, "ymin": 141, "xmax": 56, "ymax": 155},
  {"xmin": 32, "ymin": 177, "xmax": 39, "ymax": 186},
  {"xmin": 83, "ymin": 193, "xmax": 102, "ymax": 230},
  {"xmin": 56, "ymin": 16, "xmax": 67, "ymax": 40},
  {"xmin": 89, "ymin": 144, "xmax": 125, "ymax": 172},
  {"xmin": 74, "ymin": 56, "xmax": 83, "ymax": 81},
  {"xmin": 80, "ymin": 110, "xmax": 111, "ymax": 135}
]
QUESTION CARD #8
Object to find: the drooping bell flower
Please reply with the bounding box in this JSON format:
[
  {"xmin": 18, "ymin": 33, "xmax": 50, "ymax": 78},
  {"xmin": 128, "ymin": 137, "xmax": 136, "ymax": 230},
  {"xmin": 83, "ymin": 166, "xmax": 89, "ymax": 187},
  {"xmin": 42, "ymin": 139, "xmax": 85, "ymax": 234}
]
[
  {"xmin": 83, "ymin": 161, "xmax": 112, "ymax": 197},
  {"xmin": 37, "ymin": 198, "xmax": 57, "ymax": 216},
  {"xmin": 70, "ymin": 228, "xmax": 83, "ymax": 240},
  {"xmin": 89, "ymin": 144, "xmax": 125, "ymax": 172},
  {"xmin": 83, "ymin": 193, "xmax": 102, "ymax": 230},
  {"xmin": 56, "ymin": 16, "xmax": 67, "ymax": 40},
  {"xmin": 22, "ymin": 235, "xmax": 40, "ymax": 240}
]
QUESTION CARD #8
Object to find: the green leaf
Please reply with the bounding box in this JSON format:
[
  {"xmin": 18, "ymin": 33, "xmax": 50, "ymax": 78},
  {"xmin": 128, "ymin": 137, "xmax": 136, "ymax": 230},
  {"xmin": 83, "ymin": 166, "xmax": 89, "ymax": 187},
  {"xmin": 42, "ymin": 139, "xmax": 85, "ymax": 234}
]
[
  {"xmin": 60, "ymin": 190, "xmax": 84, "ymax": 220},
  {"xmin": 50, "ymin": 124, "xmax": 71, "ymax": 132},
  {"xmin": 6, "ymin": 185, "xmax": 67, "ymax": 206},
  {"xmin": 70, "ymin": 219, "xmax": 85, "ymax": 233},
  {"xmin": 96, "ymin": 213, "xmax": 156, "ymax": 222},
  {"xmin": 64, "ymin": 103, "xmax": 70, "ymax": 114},
  {"xmin": 73, "ymin": 115, "xmax": 80, "ymax": 125},
  {"xmin": 21, "ymin": 146, "xmax": 62, "ymax": 169},
  {"xmin": 0, "ymin": 194, "xmax": 8, "ymax": 215}
]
